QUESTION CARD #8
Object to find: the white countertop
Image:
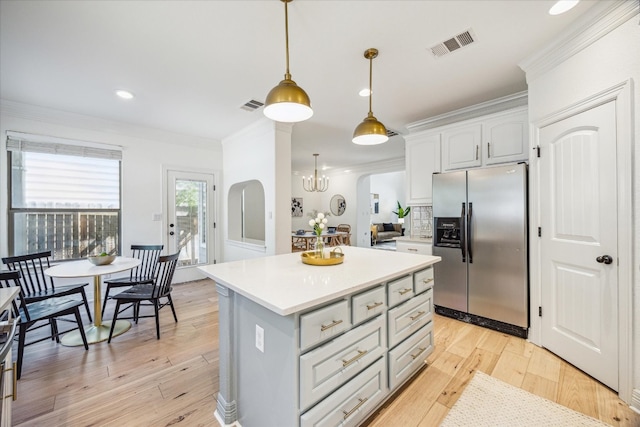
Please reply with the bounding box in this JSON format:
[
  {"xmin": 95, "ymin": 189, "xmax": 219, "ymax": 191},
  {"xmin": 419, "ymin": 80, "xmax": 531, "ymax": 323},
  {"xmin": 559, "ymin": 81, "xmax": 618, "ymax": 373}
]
[
  {"xmin": 394, "ymin": 236, "xmax": 433, "ymax": 243},
  {"xmin": 198, "ymin": 246, "xmax": 440, "ymax": 316}
]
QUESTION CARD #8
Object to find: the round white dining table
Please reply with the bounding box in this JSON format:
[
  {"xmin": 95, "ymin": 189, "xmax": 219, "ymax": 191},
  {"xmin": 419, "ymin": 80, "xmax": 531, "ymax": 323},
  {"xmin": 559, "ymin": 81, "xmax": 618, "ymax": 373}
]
[{"xmin": 45, "ymin": 256, "xmax": 142, "ymax": 346}]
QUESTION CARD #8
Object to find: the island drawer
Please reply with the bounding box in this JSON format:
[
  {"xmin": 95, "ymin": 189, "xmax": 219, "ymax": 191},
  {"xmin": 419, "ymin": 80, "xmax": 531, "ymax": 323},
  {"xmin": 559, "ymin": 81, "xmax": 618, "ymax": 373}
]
[
  {"xmin": 351, "ymin": 286, "xmax": 386, "ymax": 325},
  {"xmin": 300, "ymin": 315, "xmax": 386, "ymax": 411},
  {"xmin": 300, "ymin": 300, "xmax": 351, "ymax": 351},
  {"xmin": 300, "ymin": 356, "xmax": 387, "ymax": 427},
  {"xmin": 387, "ymin": 275, "xmax": 414, "ymax": 308},
  {"xmin": 388, "ymin": 322, "xmax": 434, "ymax": 390},
  {"xmin": 414, "ymin": 267, "xmax": 434, "ymax": 295},
  {"xmin": 387, "ymin": 289, "xmax": 433, "ymax": 348}
]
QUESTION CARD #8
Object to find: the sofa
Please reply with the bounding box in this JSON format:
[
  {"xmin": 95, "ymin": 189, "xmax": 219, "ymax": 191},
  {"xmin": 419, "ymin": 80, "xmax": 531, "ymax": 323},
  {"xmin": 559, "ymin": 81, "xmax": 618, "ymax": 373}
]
[{"xmin": 371, "ymin": 223, "xmax": 402, "ymax": 244}]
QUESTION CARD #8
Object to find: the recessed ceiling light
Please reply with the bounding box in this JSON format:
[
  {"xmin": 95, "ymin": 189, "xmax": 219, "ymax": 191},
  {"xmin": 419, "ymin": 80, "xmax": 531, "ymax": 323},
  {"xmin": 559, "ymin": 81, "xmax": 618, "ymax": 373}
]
[
  {"xmin": 115, "ymin": 90, "xmax": 134, "ymax": 100},
  {"xmin": 359, "ymin": 88, "xmax": 371, "ymax": 97},
  {"xmin": 548, "ymin": 0, "xmax": 579, "ymax": 15}
]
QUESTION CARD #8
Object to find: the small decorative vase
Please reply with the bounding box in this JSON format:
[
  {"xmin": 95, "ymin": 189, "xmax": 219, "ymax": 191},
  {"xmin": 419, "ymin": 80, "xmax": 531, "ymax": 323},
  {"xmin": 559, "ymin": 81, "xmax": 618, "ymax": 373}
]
[{"xmin": 314, "ymin": 237, "xmax": 325, "ymax": 258}]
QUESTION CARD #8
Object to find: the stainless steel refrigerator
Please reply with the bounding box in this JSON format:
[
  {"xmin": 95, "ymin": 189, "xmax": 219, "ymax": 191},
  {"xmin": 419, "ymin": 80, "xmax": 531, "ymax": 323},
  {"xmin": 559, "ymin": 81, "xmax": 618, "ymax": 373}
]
[{"xmin": 432, "ymin": 163, "xmax": 528, "ymax": 336}]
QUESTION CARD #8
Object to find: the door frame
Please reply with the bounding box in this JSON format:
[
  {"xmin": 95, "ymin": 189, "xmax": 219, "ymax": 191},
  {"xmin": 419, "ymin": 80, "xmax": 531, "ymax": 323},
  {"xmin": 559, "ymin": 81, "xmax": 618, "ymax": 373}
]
[
  {"xmin": 162, "ymin": 165, "xmax": 219, "ymax": 270},
  {"xmin": 529, "ymin": 80, "xmax": 632, "ymax": 402}
]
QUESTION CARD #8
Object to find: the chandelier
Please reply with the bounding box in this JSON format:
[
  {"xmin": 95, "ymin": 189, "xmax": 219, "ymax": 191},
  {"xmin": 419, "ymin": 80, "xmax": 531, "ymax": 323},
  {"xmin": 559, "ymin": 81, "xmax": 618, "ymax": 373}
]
[{"xmin": 302, "ymin": 154, "xmax": 329, "ymax": 192}]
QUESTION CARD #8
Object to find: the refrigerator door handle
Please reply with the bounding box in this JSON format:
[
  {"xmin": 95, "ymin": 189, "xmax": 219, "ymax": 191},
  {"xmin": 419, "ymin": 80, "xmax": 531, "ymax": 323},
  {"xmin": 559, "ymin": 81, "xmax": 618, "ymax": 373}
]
[
  {"xmin": 460, "ymin": 203, "xmax": 466, "ymax": 262},
  {"xmin": 467, "ymin": 202, "xmax": 473, "ymax": 263}
]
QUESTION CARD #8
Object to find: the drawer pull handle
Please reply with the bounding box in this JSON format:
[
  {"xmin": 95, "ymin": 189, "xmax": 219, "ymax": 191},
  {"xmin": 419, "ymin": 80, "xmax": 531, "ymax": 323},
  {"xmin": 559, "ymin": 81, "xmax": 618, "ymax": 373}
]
[
  {"xmin": 320, "ymin": 319, "xmax": 343, "ymax": 332},
  {"xmin": 410, "ymin": 310, "xmax": 426, "ymax": 321},
  {"xmin": 366, "ymin": 301, "xmax": 383, "ymax": 310},
  {"xmin": 399, "ymin": 288, "xmax": 412, "ymax": 295},
  {"xmin": 422, "ymin": 278, "xmax": 434, "ymax": 284},
  {"xmin": 408, "ymin": 248, "xmax": 418, "ymax": 252},
  {"xmin": 342, "ymin": 349, "xmax": 368, "ymax": 367},
  {"xmin": 343, "ymin": 397, "xmax": 368, "ymax": 420},
  {"xmin": 411, "ymin": 347, "xmax": 426, "ymax": 360}
]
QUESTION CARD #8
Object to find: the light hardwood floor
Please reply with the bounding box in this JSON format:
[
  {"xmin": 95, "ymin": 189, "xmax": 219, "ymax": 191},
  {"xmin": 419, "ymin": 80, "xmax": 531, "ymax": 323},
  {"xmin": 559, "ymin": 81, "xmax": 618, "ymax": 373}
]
[{"xmin": 11, "ymin": 279, "xmax": 639, "ymax": 426}]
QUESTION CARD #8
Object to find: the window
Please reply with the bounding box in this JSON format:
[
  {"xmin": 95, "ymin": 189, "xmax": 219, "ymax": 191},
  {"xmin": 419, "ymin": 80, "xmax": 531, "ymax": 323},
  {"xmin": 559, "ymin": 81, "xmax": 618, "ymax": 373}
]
[{"xmin": 7, "ymin": 133, "xmax": 122, "ymax": 260}]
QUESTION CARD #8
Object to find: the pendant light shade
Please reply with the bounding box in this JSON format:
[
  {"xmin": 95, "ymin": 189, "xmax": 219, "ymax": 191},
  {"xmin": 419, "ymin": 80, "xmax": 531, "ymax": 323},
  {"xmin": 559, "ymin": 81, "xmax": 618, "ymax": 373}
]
[
  {"xmin": 264, "ymin": 0, "xmax": 313, "ymax": 123},
  {"xmin": 302, "ymin": 154, "xmax": 329, "ymax": 192},
  {"xmin": 353, "ymin": 48, "xmax": 388, "ymax": 145}
]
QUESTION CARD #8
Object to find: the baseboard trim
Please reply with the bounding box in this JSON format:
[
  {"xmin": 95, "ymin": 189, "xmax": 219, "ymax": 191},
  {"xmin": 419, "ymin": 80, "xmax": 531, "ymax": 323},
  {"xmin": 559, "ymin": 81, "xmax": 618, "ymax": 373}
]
[
  {"xmin": 214, "ymin": 410, "xmax": 242, "ymax": 427},
  {"xmin": 631, "ymin": 389, "xmax": 640, "ymax": 414}
]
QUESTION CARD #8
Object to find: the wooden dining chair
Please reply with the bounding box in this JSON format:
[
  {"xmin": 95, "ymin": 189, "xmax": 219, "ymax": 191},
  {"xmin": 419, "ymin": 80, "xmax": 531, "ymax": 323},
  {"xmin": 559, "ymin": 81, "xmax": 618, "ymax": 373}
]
[
  {"xmin": 2, "ymin": 250, "xmax": 93, "ymax": 322},
  {"xmin": 107, "ymin": 252, "xmax": 179, "ymax": 342},
  {"xmin": 336, "ymin": 224, "xmax": 352, "ymax": 246},
  {"xmin": 101, "ymin": 244, "xmax": 163, "ymax": 318},
  {"xmin": 0, "ymin": 270, "xmax": 89, "ymax": 379}
]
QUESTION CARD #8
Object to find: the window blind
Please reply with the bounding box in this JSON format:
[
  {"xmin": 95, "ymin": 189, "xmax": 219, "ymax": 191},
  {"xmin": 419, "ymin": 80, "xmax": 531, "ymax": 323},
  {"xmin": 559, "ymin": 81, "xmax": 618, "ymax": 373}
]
[{"xmin": 6, "ymin": 131, "xmax": 122, "ymax": 161}]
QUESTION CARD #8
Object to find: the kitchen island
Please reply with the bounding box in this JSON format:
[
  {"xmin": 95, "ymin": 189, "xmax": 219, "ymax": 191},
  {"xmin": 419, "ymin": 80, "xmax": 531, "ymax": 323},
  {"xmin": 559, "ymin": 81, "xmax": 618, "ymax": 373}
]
[{"xmin": 199, "ymin": 246, "xmax": 440, "ymax": 427}]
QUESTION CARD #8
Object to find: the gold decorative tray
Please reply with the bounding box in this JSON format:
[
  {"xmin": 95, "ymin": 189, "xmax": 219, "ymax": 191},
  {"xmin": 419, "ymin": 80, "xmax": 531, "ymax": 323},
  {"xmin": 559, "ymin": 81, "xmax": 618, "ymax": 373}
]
[{"xmin": 301, "ymin": 247, "xmax": 344, "ymax": 266}]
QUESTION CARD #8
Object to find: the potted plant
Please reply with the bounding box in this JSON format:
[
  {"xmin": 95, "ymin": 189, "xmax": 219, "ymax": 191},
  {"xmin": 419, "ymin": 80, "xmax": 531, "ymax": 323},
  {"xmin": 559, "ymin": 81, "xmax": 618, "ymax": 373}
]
[{"xmin": 393, "ymin": 201, "xmax": 411, "ymax": 224}]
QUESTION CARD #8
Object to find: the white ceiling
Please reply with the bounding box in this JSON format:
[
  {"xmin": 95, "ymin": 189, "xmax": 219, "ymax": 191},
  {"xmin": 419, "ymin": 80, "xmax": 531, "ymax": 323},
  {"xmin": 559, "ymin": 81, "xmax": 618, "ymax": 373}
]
[{"xmin": 0, "ymin": 0, "xmax": 599, "ymax": 174}]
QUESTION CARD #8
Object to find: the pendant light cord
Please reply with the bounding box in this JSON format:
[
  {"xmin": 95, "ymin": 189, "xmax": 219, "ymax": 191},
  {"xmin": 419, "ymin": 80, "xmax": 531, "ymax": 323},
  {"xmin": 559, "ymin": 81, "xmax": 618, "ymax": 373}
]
[{"xmin": 284, "ymin": 0, "xmax": 291, "ymax": 79}]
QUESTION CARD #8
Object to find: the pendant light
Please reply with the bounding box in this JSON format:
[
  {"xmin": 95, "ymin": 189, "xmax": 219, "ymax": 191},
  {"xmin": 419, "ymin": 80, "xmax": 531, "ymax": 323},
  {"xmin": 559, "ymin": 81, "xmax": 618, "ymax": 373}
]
[
  {"xmin": 352, "ymin": 48, "xmax": 388, "ymax": 145},
  {"xmin": 264, "ymin": 0, "xmax": 313, "ymax": 123},
  {"xmin": 302, "ymin": 154, "xmax": 329, "ymax": 192}
]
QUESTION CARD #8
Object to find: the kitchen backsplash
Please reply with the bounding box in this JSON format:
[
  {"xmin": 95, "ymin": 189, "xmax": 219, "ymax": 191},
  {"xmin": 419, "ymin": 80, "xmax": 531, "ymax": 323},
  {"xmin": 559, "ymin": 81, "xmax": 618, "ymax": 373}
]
[{"xmin": 411, "ymin": 205, "xmax": 433, "ymax": 238}]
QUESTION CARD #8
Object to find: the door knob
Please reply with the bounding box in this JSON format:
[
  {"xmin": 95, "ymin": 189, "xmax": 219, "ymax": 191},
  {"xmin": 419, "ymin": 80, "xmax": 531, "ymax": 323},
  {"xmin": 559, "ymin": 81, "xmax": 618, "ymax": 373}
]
[{"xmin": 596, "ymin": 255, "xmax": 613, "ymax": 265}]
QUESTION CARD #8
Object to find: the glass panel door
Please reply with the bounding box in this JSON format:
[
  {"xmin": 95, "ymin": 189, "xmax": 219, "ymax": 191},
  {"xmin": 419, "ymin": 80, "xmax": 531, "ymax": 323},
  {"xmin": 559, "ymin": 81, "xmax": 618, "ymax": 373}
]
[{"xmin": 167, "ymin": 170, "xmax": 215, "ymax": 267}]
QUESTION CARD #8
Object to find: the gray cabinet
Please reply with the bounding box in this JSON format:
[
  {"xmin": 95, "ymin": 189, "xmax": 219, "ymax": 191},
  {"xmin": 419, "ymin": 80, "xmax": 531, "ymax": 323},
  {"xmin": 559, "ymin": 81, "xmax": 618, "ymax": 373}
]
[{"xmin": 297, "ymin": 268, "xmax": 435, "ymax": 426}]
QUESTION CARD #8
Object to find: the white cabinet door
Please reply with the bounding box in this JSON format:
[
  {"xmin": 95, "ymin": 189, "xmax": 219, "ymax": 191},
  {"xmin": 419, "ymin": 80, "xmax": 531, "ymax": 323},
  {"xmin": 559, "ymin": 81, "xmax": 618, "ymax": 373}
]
[
  {"xmin": 442, "ymin": 123, "xmax": 482, "ymax": 170},
  {"xmin": 405, "ymin": 133, "xmax": 440, "ymax": 205},
  {"xmin": 484, "ymin": 109, "xmax": 529, "ymax": 165}
]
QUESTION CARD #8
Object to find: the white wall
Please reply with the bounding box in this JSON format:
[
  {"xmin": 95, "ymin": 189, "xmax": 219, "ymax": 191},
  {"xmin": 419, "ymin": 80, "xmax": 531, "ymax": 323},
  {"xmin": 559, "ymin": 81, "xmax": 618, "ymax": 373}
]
[
  {"xmin": 0, "ymin": 101, "xmax": 222, "ymax": 283},
  {"xmin": 222, "ymin": 119, "xmax": 292, "ymax": 261},
  {"xmin": 370, "ymin": 171, "xmax": 406, "ymax": 224},
  {"xmin": 522, "ymin": 1, "xmax": 639, "ymax": 406}
]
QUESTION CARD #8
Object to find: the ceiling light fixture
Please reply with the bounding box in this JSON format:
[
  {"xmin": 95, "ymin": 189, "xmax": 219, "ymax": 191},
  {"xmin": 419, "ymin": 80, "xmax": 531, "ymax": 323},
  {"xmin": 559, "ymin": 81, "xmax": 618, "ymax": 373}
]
[
  {"xmin": 352, "ymin": 48, "xmax": 388, "ymax": 145},
  {"xmin": 302, "ymin": 154, "xmax": 329, "ymax": 192},
  {"xmin": 115, "ymin": 90, "xmax": 134, "ymax": 100},
  {"xmin": 548, "ymin": 0, "xmax": 580, "ymax": 15},
  {"xmin": 264, "ymin": 0, "xmax": 313, "ymax": 123}
]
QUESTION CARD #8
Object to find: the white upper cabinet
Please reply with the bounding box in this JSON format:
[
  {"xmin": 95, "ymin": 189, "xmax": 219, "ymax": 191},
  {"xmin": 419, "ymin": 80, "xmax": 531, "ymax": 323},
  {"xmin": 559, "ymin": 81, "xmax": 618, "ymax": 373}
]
[
  {"xmin": 483, "ymin": 109, "xmax": 529, "ymax": 165},
  {"xmin": 441, "ymin": 123, "xmax": 482, "ymax": 170},
  {"xmin": 405, "ymin": 133, "xmax": 440, "ymax": 205}
]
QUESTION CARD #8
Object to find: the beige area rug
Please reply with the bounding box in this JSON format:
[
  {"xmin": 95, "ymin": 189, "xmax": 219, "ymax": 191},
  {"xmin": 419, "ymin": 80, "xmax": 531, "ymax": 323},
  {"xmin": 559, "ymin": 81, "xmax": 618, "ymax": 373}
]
[{"xmin": 440, "ymin": 371, "xmax": 610, "ymax": 426}]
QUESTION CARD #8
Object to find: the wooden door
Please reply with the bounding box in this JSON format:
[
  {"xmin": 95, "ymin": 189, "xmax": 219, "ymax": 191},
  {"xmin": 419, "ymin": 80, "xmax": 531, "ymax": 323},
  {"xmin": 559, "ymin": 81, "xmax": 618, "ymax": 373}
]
[{"xmin": 539, "ymin": 101, "xmax": 618, "ymax": 390}]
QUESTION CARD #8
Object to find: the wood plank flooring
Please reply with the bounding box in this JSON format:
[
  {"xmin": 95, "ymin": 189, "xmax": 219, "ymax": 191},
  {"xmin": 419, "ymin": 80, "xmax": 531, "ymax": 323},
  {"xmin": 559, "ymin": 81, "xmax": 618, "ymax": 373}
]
[{"xmin": 11, "ymin": 279, "xmax": 639, "ymax": 426}]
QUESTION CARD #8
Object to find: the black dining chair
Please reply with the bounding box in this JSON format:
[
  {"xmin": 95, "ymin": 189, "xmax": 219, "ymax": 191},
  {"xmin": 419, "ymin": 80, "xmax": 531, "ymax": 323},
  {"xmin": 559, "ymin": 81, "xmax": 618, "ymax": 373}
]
[
  {"xmin": 101, "ymin": 244, "xmax": 163, "ymax": 318},
  {"xmin": 2, "ymin": 250, "xmax": 93, "ymax": 322},
  {"xmin": 0, "ymin": 270, "xmax": 89, "ymax": 379},
  {"xmin": 107, "ymin": 252, "xmax": 179, "ymax": 342}
]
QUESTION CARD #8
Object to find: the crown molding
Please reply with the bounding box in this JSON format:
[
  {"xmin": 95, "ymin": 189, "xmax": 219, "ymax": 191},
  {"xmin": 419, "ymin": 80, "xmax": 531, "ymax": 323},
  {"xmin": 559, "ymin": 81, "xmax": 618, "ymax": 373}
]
[
  {"xmin": 405, "ymin": 91, "xmax": 528, "ymax": 134},
  {"xmin": 0, "ymin": 99, "xmax": 220, "ymax": 149},
  {"xmin": 519, "ymin": 0, "xmax": 639, "ymax": 82},
  {"xmin": 293, "ymin": 156, "xmax": 405, "ymax": 178}
]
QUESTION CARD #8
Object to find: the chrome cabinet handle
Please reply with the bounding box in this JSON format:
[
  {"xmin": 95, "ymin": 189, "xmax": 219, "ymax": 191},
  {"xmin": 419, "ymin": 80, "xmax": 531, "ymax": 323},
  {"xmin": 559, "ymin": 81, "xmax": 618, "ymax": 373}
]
[
  {"xmin": 399, "ymin": 288, "xmax": 412, "ymax": 295},
  {"xmin": 410, "ymin": 310, "xmax": 426, "ymax": 321},
  {"xmin": 422, "ymin": 278, "xmax": 434, "ymax": 284},
  {"xmin": 366, "ymin": 301, "xmax": 383, "ymax": 311},
  {"xmin": 320, "ymin": 319, "xmax": 343, "ymax": 332},
  {"xmin": 342, "ymin": 349, "xmax": 368, "ymax": 367},
  {"xmin": 411, "ymin": 347, "xmax": 426, "ymax": 360},
  {"xmin": 487, "ymin": 142, "xmax": 491, "ymax": 158},
  {"xmin": 343, "ymin": 397, "xmax": 368, "ymax": 419},
  {"xmin": 408, "ymin": 248, "xmax": 418, "ymax": 252},
  {"xmin": 476, "ymin": 145, "xmax": 479, "ymax": 160}
]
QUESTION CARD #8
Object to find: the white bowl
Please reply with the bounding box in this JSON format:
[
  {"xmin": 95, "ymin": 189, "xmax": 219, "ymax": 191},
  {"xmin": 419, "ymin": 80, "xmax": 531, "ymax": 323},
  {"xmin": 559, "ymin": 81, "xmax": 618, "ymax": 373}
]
[{"xmin": 88, "ymin": 254, "xmax": 116, "ymax": 266}]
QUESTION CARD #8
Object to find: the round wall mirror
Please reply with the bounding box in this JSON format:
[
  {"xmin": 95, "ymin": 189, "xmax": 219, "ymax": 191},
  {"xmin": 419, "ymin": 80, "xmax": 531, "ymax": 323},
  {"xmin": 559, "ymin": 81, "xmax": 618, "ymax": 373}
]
[{"xmin": 330, "ymin": 194, "xmax": 346, "ymax": 216}]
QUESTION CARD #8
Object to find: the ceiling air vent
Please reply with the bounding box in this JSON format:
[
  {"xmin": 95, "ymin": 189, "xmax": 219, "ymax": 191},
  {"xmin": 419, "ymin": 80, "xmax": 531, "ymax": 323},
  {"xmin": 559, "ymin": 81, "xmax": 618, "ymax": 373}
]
[
  {"xmin": 240, "ymin": 99, "xmax": 264, "ymax": 112},
  {"xmin": 386, "ymin": 129, "xmax": 399, "ymax": 138},
  {"xmin": 429, "ymin": 29, "xmax": 476, "ymax": 58}
]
